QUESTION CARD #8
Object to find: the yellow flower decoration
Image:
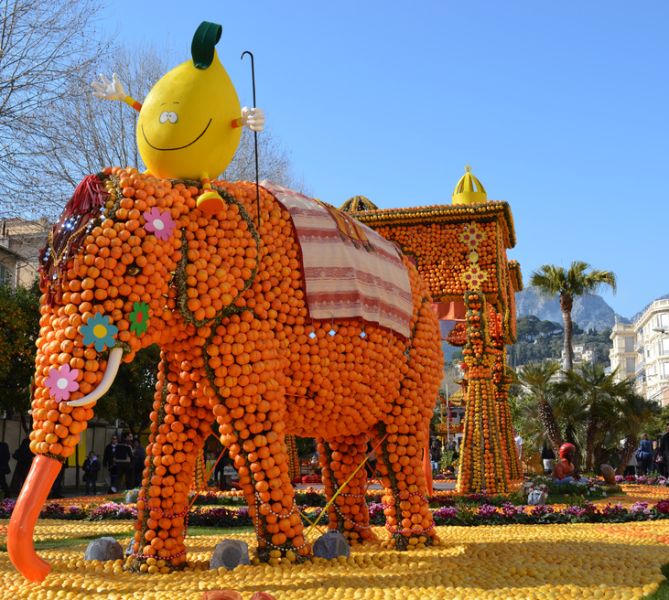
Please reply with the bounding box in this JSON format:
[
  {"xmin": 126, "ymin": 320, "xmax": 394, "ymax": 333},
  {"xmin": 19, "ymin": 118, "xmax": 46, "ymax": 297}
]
[
  {"xmin": 461, "ymin": 264, "xmax": 488, "ymax": 289},
  {"xmin": 459, "ymin": 223, "xmax": 486, "ymax": 248}
]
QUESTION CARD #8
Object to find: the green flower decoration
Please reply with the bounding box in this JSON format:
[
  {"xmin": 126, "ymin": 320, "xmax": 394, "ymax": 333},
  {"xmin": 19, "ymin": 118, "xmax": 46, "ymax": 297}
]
[{"xmin": 129, "ymin": 301, "xmax": 150, "ymax": 336}]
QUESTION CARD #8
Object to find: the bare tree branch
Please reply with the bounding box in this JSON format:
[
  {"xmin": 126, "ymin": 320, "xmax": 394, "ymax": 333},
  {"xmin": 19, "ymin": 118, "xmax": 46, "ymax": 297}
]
[
  {"xmin": 224, "ymin": 127, "xmax": 301, "ymax": 190},
  {"xmin": 0, "ymin": 4, "xmax": 301, "ymax": 219},
  {"xmin": 0, "ymin": 0, "xmax": 108, "ymax": 218}
]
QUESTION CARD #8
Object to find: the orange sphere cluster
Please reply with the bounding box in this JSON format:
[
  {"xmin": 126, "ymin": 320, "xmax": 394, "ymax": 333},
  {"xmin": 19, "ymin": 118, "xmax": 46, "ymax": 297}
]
[
  {"xmin": 372, "ymin": 221, "xmax": 500, "ymax": 299},
  {"xmin": 31, "ymin": 169, "xmax": 185, "ymax": 458},
  {"xmin": 28, "ymin": 168, "xmax": 443, "ymax": 569}
]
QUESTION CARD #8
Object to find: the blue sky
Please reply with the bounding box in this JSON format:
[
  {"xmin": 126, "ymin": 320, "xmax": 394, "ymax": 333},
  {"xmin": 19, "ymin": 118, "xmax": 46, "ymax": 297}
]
[{"xmin": 99, "ymin": 1, "xmax": 669, "ymax": 318}]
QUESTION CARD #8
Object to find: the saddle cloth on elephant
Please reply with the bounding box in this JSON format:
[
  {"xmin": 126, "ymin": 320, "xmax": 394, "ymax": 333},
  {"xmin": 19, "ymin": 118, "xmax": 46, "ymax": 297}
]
[{"xmin": 261, "ymin": 181, "xmax": 413, "ymax": 339}]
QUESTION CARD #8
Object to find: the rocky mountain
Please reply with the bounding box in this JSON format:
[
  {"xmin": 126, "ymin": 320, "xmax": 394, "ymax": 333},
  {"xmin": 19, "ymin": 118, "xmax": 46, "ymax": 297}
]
[
  {"xmin": 631, "ymin": 293, "xmax": 669, "ymax": 323},
  {"xmin": 515, "ymin": 286, "xmax": 623, "ymax": 333},
  {"xmin": 509, "ymin": 315, "xmax": 613, "ymax": 367}
]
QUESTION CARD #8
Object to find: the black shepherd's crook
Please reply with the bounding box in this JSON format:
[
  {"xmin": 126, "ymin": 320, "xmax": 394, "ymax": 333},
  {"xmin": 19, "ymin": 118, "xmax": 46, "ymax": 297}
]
[{"xmin": 241, "ymin": 50, "xmax": 260, "ymax": 227}]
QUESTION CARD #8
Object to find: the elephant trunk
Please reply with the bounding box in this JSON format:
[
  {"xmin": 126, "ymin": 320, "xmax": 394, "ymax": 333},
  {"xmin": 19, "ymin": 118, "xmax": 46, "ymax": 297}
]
[{"xmin": 8, "ymin": 455, "xmax": 62, "ymax": 582}]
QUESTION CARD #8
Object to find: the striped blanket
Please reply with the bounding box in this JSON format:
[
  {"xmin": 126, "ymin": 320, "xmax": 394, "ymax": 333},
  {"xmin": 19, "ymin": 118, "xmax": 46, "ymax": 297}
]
[{"xmin": 260, "ymin": 182, "xmax": 413, "ymax": 339}]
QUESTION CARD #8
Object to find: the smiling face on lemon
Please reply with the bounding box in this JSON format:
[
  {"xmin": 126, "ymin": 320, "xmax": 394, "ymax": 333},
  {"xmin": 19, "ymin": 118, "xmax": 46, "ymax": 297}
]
[{"xmin": 137, "ymin": 49, "xmax": 242, "ymax": 180}]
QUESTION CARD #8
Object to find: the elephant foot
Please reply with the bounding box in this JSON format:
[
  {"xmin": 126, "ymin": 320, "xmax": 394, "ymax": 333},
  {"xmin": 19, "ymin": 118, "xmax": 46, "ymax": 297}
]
[
  {"xmin": 385, "ymin": 530, "xmax": 438, "ymax": 551},
  {"xmin": 256, "ymin": 543, "xmax": 311, "ymax": 566},
  {"xmin": 339, "ymin": 526, "xmax": 376, "ymax": 546},
  {"xmin": 124, "ymin": 554, "xmax": 187, "ymax": 574}
]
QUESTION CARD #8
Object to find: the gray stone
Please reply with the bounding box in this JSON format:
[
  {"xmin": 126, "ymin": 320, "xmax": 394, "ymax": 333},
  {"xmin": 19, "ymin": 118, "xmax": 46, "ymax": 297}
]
[
  {"xmin": 313, "ymin": 531, "xmax": 350, "ymax": 560},
  {"xmin": 600, "ymin": 464, "xmax": 616, "ymax": 485},
  {"xmin": 84, "ymin": 537, "xmax": 124, "ymax": 561},
  {"xmin": 210, "ymin": 539, "xmax": 251, "ymax": 570},
  {"xmin": 527, "ymin": 489, "xmax": 547, "ymax": 505}
]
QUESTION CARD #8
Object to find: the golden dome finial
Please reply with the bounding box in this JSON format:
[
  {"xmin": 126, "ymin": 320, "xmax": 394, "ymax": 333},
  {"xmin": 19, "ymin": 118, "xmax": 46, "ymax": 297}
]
[
  {"xmin": 452, "ymin": 165, "xmax": 487, "ymax": 205},
  {"xmin": 340, "ymin": 195, "xmax": 378, "ymax": 212}
]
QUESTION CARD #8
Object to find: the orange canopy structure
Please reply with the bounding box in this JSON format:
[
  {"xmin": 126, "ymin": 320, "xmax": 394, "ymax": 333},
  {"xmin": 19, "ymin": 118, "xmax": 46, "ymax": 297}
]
[{"xmin": 344, "ymin": 167, "xmax": 523, "ymax": 493}]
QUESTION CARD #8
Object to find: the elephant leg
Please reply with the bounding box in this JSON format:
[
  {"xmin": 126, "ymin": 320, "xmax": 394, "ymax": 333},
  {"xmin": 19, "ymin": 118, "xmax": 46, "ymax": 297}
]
[
  {"xmin": 209, "ymin": 313, "xmax": 307, "ymax": 562},
  {"xmin": 215, "ymin": 407, "xmax": 306, "ymax": 563},
  {"xmin": 373, "ymin": 423, "xmax": 435, "ymax": 550},
  {"xmin": 317, "ymin": 434, "xmax": 374, "ymax": 544},
  {"xmin": 372, "ymin": 297, "xmax": 442, "ymax": 549},
  {"xmin": 129, "ymin": 349, "xmax": 215, "ymax": 572}
]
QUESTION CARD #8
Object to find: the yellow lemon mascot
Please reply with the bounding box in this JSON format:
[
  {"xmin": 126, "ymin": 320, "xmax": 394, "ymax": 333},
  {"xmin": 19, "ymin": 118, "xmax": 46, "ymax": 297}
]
[{"xmin": 92, "ymin": 21, "xmax": 264, "ymax": 216}]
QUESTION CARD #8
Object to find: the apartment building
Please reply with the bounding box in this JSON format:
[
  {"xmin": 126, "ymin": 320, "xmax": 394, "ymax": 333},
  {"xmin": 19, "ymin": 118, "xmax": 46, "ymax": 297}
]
[
  {"xmin": 562, "ymin": 343, "xmax": 595, "ymax": 367},
  {"xmin": 0, "ymin": 218, "xmax": 50, "ymax": 288},
  {"xmin": 609, "ymin": 320, "xmax": 637, "ymax": 380},
  {"xmin": 610, "ymin": 298, "xmax": 669, "ymax": 405}
]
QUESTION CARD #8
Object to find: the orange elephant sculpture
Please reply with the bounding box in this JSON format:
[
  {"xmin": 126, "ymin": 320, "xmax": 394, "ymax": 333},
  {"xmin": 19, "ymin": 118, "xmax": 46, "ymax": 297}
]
[{"xmin": 8, "ymin": 168, "xmax": 442, "ymax": 581}]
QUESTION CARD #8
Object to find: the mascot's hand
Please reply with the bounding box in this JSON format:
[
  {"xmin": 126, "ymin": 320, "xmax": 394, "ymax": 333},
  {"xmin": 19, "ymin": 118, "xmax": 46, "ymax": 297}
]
[
  {"xmin": 91, "ymin": 73, "xmax": 127, "ymax": 101},
  {"xmin": 241, "ymin": 107, "xmax": 265, "ymax": 132}
]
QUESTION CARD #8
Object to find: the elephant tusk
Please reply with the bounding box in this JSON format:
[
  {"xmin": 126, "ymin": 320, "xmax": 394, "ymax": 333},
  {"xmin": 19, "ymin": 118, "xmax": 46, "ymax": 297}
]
[{"xmin": 66, "ymin": 346, "xmax": 124, "ymax": 407}]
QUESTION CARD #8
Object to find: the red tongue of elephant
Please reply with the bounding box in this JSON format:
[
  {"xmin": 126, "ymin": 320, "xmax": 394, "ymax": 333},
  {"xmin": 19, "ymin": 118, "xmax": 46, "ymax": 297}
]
[{"xmin": 8, "ymin": 455, "xmax": 63, "ymax": 582}]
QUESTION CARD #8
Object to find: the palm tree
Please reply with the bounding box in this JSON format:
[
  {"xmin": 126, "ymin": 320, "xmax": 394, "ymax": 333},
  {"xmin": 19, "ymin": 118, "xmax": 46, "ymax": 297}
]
[
  {"xmin": 530, "ymin": 262, "xmax": 616, "ymax": 371},
  {"xmin": 517, "ymin": 361, "xmax": 563, "ymax": 453},
  {"xmin": 509, "ymin": 394, "xmax": 546, "ymax": 455},
  {"xmin": 550, "ymin": 387, "xmax": 588, "ymax": 463},
  {"xmin": 561, "ymin": 364, "xmax": 636, "ymax": 472}
]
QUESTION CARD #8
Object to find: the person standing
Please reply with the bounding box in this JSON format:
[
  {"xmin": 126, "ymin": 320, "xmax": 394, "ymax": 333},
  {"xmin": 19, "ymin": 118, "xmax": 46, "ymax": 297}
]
[
  {"xmin": 514, "ymin": 434, "xmax": 524, "ymax": 472},
  {"xmin": 114, "ymin": 434, "xmax": 134, "ymax": 491},
  {"xmin": 214, "ymin": 453, "xmax": 225, "ymax": 490},
  {"xmin": 636, "ymin": 433, "xmax": 654, "ymax": 476},
  {"xmin": 0, "ymin": 441, "xmax": 10, "ymax": 497},
  {"xmin": 658, "ymin": 424, "xmax": 669, "ymax": 477},
  {"xmin": 625, "ymin": 449, "xmax": 637, "ymax": 477},
  {"xmin": 103, "ymin": 434, "xmax": 119, "ymax": 493},
  {"xmin": 48, "ymin": 461, "xmax": 65, "ymax": 499},
  {"xmin": 132, "ymin": 439, "xmax": 146, "ymax": 488},
  {"xmin": 83, "ymin": 451, "xmax": 101, "ymax": 495},
  {"xmin": 430, "ymin": 439, "xmax": 442, "ymax": 473},
  {"xmin": 652, "ymin": 438, "xmax": 662, "ymax": 475},
  {"xmin": 541, "ymin": 443, "xmax": 556, "ymax": 475},
  {"xmin": 10, "ymin": 438, "xmax": 33, "ymax": 496}
]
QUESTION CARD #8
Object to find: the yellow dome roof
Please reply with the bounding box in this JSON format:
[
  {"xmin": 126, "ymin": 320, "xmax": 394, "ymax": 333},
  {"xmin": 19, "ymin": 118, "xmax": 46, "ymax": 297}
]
[{"xmin": 452, "ymin": 165, "xmax": 487, "ymax": 205}]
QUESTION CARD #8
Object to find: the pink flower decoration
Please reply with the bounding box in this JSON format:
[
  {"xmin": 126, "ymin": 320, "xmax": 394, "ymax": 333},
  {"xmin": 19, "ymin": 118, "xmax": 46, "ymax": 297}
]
[
  {"xmin": 143, "ymin": 208, "xmax": 176, "ymax": 241},
  {"xmin": 45, "ymin": 364, "xmax": 80, "ymax": 402}
]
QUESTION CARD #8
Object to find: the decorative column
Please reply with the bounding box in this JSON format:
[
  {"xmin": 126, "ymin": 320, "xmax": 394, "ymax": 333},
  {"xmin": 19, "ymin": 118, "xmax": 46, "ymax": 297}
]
[
  {"xmin": 492, "ymin": 330, "xmax": 522, "ymax": 482},
  {"xmin": 285, "ymin": 434, "xmax": 300, "ymax": 482},
  {"xmin": 457, "ymin": 292, "xmax": 508, "ymax": 494},
  {"xmin": 192, "ymin": 448, "xmax": 207, "ymax": 491}
]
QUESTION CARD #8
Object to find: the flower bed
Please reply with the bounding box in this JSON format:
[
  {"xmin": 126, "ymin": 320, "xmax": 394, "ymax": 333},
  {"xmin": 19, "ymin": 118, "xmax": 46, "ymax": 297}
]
[
  {"xmin": 616, "ymin": 474, "xmax": 668, "ymax": 486},
  {"xmin": 5, "ymin": 494, "xmax": 669, "ymax": 529}
]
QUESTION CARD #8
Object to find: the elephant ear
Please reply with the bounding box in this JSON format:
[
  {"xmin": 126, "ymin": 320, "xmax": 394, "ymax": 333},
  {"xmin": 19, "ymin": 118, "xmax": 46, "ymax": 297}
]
[{"xmin": 176, "ymin": 188, "xmax": 259, "ymax": 327}]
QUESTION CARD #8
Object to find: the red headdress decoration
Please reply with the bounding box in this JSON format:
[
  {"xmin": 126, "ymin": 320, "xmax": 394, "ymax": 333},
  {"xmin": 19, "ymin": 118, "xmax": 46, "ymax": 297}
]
[{"xmin": 39, "ymin": 174, "xmax": 109, "ymax": 305}]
